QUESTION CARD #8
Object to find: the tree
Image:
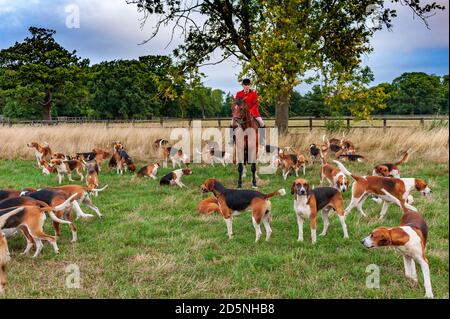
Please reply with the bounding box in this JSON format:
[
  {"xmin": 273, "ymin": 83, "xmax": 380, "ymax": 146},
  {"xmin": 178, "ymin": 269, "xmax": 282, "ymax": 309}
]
[
  {"xmin": 127, "ymin": 0, "xmax": 445, "ymax": 132},
  {"xmin": 87, "ymin": 55, "xmax": 192, "ymax": 119},
  {"xmin": 0, "ymin": 27, "xmax": 90, "ymax": 120},
  {"xmin": 290, "ymin": 87, "xmax": 328, "ymax": 117},
  {"xmin": 218, "ymin": 93, "xmax": 234, "ymax": 117},
  {"xmin": 182, "ymin": 79, "xmax": 224, "ymax": 118},
  {"xmin": 324, "ymin": 66, "xmax": 389, "ymax": 119},
  {"xmin": 389, "ymin": 72, "xmax": 443, "ymax": 115},
  {"xmin": 372, "ymin": 82, "xmax": 394, "ymax": 115}
]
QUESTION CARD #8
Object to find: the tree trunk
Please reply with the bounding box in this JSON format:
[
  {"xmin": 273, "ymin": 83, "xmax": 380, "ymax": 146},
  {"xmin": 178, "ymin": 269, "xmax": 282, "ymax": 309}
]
[
  {"xmin": 275, "ymin": 91, "xmax": 290, "ymax": 134},
  {"xmin": 42, "ymin": 92, "xmax": 52, "ymax": 121},
  {"xmin": 201, "ymin": 103, "xmax": 206, "ymax": 119}
]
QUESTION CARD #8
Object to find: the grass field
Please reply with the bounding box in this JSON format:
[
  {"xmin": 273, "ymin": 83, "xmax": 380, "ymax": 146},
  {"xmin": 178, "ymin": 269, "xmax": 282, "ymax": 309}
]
[{"xmin": 0, "ymin": 156, "xmax": 448, "ymax": 298}]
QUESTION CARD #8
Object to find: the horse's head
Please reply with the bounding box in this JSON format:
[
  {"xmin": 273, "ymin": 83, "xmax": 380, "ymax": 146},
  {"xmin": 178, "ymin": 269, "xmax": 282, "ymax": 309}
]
[{"xmin": 232, "ymin": 97, "xmax": 249, "ymax": 123}]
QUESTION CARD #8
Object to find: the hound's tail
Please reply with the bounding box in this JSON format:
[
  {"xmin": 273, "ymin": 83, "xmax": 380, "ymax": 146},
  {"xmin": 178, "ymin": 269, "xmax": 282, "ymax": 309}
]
[
  {"xmin": 53, "ymin": 193, "xmax": 77, "ymax": 211},
  {"xmin": 91, "ymin": 185, "xmax": 108, "ymax": 193},
  {"xmin": 40, "ymin": 193, "xmax": 77, "ymax": 225},
  {"xmin": 395, "ymin": 149, "xmax": 411, "ymax": 166},
  {"xmin": 380, "ymin": 189, "xmax": 418, "ymax": 212},
  {"xmin": 42, "ymin": 209, "xmax": 72, "ymax": 225},
  {"xmin": 0, "ymin": 207, "xmax": 25, "ymax": 229},
  {"xmin": 333, "ymin": 160, "xmax": 364, "ymax": 182},
  {"xmin": 264, "ymin": 188, "xmax": 287, "ymax": 199}
]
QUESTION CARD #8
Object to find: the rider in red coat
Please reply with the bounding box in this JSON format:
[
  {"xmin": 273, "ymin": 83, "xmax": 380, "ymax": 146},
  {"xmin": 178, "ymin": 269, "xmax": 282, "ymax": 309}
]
[
  {"xmin": 235, "ymin": 78, "xmax": 265, "ymax": 127},
  {"xmin": 229, "ymin": 78, "xmax": 265, "ymax": 146}
]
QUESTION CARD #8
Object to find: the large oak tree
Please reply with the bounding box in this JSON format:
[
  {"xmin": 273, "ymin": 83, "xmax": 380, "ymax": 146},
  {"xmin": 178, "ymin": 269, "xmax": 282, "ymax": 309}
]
[{"xmin": 0, "ymin": 27, "xmax": 90, "ymax": 120}]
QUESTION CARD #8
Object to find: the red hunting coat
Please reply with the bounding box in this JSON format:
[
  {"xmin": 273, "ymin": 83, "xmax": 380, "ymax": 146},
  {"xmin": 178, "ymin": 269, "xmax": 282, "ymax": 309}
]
[{"xmin": 235, "ymin": 89, "xmax": 260, "ymax": 118}]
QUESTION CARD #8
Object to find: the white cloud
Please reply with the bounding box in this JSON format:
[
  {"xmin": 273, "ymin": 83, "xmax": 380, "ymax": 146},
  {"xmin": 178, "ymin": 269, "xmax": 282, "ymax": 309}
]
[
  {"xmin": 369, "ymin": 0, "xmax": 449, "ymax": 53},
  {"xmin": 57, "ymin": 0, "xmax": 183, "ymax": 53},
  {"xmin": 0, "ymin": 0, "xmax": 40, "ymax": 14}
]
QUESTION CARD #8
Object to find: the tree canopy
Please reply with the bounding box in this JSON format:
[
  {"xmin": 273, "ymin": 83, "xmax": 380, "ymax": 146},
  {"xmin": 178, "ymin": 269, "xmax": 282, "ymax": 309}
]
[
  {"xmin": 0, "ymin": 27, "xmax": 90, "ymax": 120},
  {"xmin": 0, "ymin": 27, "xmax": 225, "ymax": 120},
  {"xmin": 0, "ymin": 26, "xmax": 447, "ymax": 121},
  {"xmin": 127, "ymin": 0, "xmax": 445, "ymax": 131}
]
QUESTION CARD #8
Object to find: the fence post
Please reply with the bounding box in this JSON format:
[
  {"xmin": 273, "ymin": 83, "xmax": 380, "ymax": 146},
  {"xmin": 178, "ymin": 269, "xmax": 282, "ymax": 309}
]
[
  {"xmin": 309, "ymin": 117, "xmax": 313, "ymax": 131},
  {"xmin": 420, "ymin": 118, "xmax": 424, "ymax": 127},
  {"xmin": 383, "ymin": 118, "xmax": 387, "ymax": 132},
  {"xmin": 218, "ymin": 119, "xmax": 221, "ymax": 128},
  {"xmin": 346, "ymin": 118, "xmax": 350, "ymax": 129},
  {"xmin": 160, "ymin": 118, "xmax": 164, "ymax": 128}
]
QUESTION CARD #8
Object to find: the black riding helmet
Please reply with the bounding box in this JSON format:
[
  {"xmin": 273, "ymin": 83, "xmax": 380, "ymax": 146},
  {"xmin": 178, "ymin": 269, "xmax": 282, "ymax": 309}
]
[{"xmin": 242, "ymin": 78, "xmax": 251, "ymax": 85}]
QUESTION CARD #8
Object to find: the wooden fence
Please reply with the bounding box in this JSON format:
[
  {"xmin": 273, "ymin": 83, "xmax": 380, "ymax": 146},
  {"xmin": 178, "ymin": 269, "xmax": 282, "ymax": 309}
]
[{"xmin": 0, "ymin": 115, "xmax": 448, "ymax": 130}]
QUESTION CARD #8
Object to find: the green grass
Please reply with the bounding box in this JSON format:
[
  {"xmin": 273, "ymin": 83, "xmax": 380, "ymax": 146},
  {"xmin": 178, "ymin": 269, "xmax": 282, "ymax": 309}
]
[{"xmin": 0, "ymin": 159, "xmax": 448, "ymax": 299}]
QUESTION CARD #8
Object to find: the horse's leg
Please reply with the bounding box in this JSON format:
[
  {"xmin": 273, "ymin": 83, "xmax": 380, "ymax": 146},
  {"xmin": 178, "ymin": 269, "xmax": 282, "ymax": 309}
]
[
  {"xmin": 237, "ymin": 163, "xmax": 243, "ymax": 188},
  {"xmin": 251, "ymin": 163, "xmax": 257, "ymax": 188}
]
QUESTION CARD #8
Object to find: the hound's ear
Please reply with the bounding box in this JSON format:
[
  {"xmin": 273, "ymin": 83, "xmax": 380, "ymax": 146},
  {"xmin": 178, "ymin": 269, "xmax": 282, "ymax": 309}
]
[
  {"xmin": 291, "ymin": 182, "xmax": 296, "ymax": 195},
  {"xmin": 306, "ymin": 185, "xmax": 312, "ymax": 195},
  {"xmin": 208, "ymin": 180, "xmax": 214, "ymax": 191}
]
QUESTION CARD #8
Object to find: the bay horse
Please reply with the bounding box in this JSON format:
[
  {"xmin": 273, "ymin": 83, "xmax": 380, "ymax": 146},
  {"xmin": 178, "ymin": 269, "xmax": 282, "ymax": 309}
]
[{"xmin": 231, "ymin": 97, "xmax": 259, "ymax": 188}]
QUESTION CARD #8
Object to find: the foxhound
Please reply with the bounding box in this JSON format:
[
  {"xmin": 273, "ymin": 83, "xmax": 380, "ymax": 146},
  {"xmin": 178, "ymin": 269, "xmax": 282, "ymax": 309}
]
[
  {"xmin": 200, "ymin": 178, "xmax": 286, "ymax": 242},
  {"xmin": 159, "ymin": 168, "xmax": 192, "ymax": 188},
  {"xmin": 319, "ymin": 158, "xmax": 349, "ymax": 192},
  {"xmin": 373, "ymin": 149, "xmax": 410, "ymax": 178},
  {"xmin": 136, "ymin": 163, "xmax": 160, "ymax": 179},
  {"xmin": 49, "ymin": 159, "xmax": 84, "ymax": 184},
  {"xmin": 27, "ymin": 142, "xmax": 52, "ymax": 167},
  {"xmin": 362, "ymin": 190, "xmax": 433, "ymax": 298},
  {"xmin": 291, "ymin": 178, "xmax": 348, "ymax": 243},
  {"xmin": 333, "ymin": 160, "xmax": 431, "ymax": 219}
]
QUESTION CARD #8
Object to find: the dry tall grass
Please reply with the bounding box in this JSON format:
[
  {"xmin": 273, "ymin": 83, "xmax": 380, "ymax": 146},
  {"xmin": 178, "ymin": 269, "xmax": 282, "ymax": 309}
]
[{"xmin": 0, "ymin": 125, "xmax": 448, "ymax": 163}]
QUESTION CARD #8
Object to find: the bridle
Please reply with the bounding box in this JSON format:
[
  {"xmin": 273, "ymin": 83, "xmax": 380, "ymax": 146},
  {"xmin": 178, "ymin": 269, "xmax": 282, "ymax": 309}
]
[{"xmin": 232, "ymin": 98, "xmax": 253, "ymax": 127}]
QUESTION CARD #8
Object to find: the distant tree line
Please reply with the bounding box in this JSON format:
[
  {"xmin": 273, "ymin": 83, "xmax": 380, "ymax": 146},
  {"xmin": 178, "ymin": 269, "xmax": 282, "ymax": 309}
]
[
  {"xmin": 289, "ymin": 73, "xmax": 448, "ymax": 117},
  {"xmin": 0, "ymin": 27, "xmax": 448, "ymax": 120},
  {"xmin": 0, "ymin": 27, "xmax": 224, "ymax": 120}
]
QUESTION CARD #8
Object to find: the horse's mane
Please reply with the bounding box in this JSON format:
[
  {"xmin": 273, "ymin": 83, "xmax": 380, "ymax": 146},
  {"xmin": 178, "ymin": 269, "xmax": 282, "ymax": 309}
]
[{"xmin": 235, "ymin": 97, "xmax": 245, "ymax": 106}]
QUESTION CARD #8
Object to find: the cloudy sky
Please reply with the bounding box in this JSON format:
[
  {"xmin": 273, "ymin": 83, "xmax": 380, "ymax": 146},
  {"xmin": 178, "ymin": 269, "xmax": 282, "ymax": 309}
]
[{"xmin": 0, "ymin": 0, "xmax": 448, "ymax": 94}]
